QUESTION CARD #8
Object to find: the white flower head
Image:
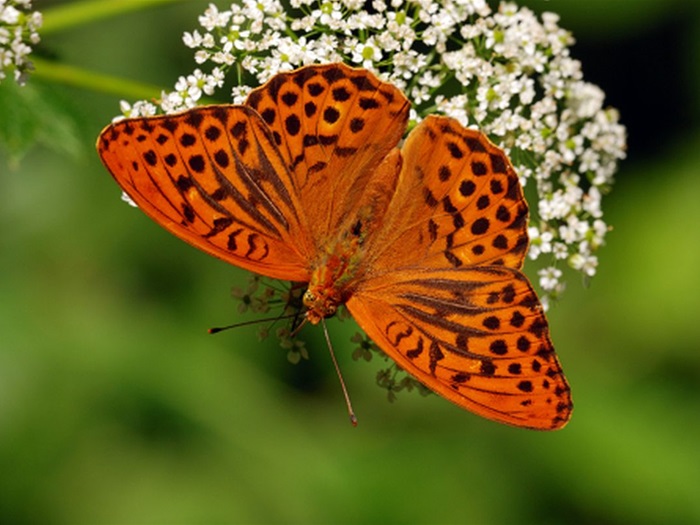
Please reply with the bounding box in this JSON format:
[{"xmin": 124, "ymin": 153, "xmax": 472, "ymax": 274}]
[
  {"xmin": 349, "ymin": 36, "xmax": 383, "ymax": 68},
  {"xmin": 0, "ymin": 0, "xmax": 42, "ymax": 85},
  {"xmin": 538, "ymin": 266, "xmax": 563, "ymax": 292}
]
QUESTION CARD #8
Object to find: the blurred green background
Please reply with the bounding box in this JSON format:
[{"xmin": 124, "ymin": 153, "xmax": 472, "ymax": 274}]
[{"xmin": 2, "ymin": 1, "xmax": 700, "ymax": 524}]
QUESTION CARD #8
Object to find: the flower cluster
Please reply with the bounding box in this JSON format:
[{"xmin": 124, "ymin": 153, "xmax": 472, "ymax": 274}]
[
  {"xmin": 0, "ymin": 0, "xmax": 41, "ymax": 85},
  {"xmin": 121, "ymin": 0, "xmax": 626, "ymax": 307},
  {"xmin": 227, "ymin": 276, "xmax": 311, "ymax": 365}
]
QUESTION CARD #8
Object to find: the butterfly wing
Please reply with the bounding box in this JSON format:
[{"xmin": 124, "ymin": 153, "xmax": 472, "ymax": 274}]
[
  {"xmin": 245, "ymin": 63, "xmax": 410, "ymax": 251},
  {"xmin": 348, "ymin": 115, "xmax": 571, "ymax": 429},
  {"xmin": 365, "ymin": 115, "xmax": 530, "ymax": 273},
  {"xmin": 347, "ymin": 266, "xmax": 572, "ymax": 430},
  {"xmin": 97, "ymin": 105, "xmax": 312, "ymax": 281}
]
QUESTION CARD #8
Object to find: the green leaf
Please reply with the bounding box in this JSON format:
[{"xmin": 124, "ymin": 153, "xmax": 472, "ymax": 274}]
[{"xmin": 0, "ymin": 80, "xmax": 83, "ymax": 164}]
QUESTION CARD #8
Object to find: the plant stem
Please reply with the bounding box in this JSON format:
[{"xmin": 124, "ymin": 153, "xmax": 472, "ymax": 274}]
[
  {"xmin": 31, "ymin": 57, "xmax": 163, "ymax": 101},
  {"xmin": 40, "ymin": 0, "xmax": 189, "ymax": 35}
]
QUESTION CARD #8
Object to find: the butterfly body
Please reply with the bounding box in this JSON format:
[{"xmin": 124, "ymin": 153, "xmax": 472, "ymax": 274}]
[
  {"xmin": 305, "ymin": 156, "xmax": 402, "ymax": 324},
  {"xmin": 302, "ymin": 212, "xmax": 371, "ymax": 324},
  {"xmin": 98, "ymin": 63, "xmax": 572, "ymax": 430}
]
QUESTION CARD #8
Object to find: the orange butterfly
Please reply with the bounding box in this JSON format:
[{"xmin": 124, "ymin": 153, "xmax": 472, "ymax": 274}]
[{"xmin": 97, "ymin": 63, "xmax": 572, "ymax": 430}]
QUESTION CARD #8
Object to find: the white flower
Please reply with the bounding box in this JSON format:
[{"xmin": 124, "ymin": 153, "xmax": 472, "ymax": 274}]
[
  {"xmin": 198, "ymin": 3, "xmax": 231, "ymax": 31},
  {"xmin": 273, "ymin": 36, "xmax": 319, "ymax": 66},
  {"xmin": 183, "ymin": 30, "xmax": 203, "ymax": 48},
  {"xmin": 119, "ymin": 99, "xmax": 157, "ymax": 118},
  {"xmin": 350, "ymin": 37, "xmax": 383, "ymax": 68},
  {"xmin": 538, "ymin": 266, "xmax": 562, "ymax": 292},
  {"xmin": 568, "ymin": 81, "xmax": 605, "ymax": 119},
  {"xmin": 231, "ymin": 85, "xmax": 252, "ymax": 104},
  {"xmin": 423, "ymin": 10, "xmax": 457, "ymax": 53},
  {"xmin": 559, "ymin": 215, "xmax": 589, "ymax": 244},
  {"xmin": 552, "ymin": 242, "xmax": 569, "ymax": 260},
  {"xmin": 582, "ymin": 186, "xmax": 603, "ymax": 218},
  {"xmin": 539, "ymin": 190, "xmax": 571, "ymax": 221},
  {"xmin": 0, "ymin": 0, "xmax": 42, "ymax": 85},
  {"xmin": 203, "ymin": 67, "xmax": 224, "ymax": 95},
  {"xmin": 584, "ymin": 219, "xmax": 609, "ymax": 251},
  {"xmin": 1, "ymin": 5, "xmax": 20, "ymax": 24},
  {"xmin": 527, "ymin": 226, "xmax": 554, "ymax": 260},
  {"xmin": 436, "ymin": 94, "xmax": 469, "ymax": 126},
  {"xmin": 569, "ymin": 248, "xmax": 598, "ymax": 277},
  {"xmin": 314, "ymin": 1, "xmax": 344, "ymax": 30}
]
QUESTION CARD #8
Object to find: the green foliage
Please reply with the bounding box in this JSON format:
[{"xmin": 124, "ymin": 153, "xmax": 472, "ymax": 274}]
[{"xmin": 0, "ymin": 80, "xmax": 83, "ymax": 163}]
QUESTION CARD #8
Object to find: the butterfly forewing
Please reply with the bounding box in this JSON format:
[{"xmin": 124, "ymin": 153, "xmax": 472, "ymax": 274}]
[
  {"xmin": 98, "ymin": 105, "xmax": 312, "ymax": 281},
  {"xmin": 348, "ymin": 266, "xmax": 572, "ymax": 430},
  {"xmin": 245, "ymin": 63, "xmax": 410, "ymax": 248}
]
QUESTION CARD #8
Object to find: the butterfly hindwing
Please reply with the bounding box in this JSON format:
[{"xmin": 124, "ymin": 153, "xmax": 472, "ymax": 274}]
[{"xmin": 348, "ymin": 265, "xmax": 572, "ymax": 430}]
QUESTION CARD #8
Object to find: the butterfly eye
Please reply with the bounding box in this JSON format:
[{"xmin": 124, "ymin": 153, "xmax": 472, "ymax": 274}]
[{"xmin": 303, "ymin": 290, "xmax": 316, "ymax": 306}]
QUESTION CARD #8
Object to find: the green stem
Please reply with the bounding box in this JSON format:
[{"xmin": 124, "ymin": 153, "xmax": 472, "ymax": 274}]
[
  {"xmin": 40, "ymin": 0, "xmax": 189, "ymax": 35},
  {"xmin": 31, "ymin": 57, "xmax": 164, "ymax": 100},
  {"xmin": 31, "ymin": 58, "xmax": 221, "ymax": 105}
]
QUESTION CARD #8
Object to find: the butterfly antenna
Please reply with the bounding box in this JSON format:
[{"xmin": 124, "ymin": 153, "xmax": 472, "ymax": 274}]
[
  {"xmin": 208, "ymin": 313, "xmax": 298, "ymax": 334},
  {"xmin": 322, "ymin": 318, "xmax": 358, "ymax": 427}
]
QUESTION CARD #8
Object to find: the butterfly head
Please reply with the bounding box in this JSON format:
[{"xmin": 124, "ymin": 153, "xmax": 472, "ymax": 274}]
[{"xmin": 303, "ymin": 287, "xmax": 342, "ymax": 325}]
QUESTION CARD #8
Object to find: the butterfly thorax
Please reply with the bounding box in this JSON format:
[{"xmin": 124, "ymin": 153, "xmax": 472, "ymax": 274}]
[
  {"xmin": 302, "ymin": 285, "xmax": 341, "ymax": 325},
  {"xmin": 303, "ymin": 215, "xmax": 372, "ymax": 325},
  {"xmin": 303, "ymin": 246, "xmax": 361, "ymax": 325}
]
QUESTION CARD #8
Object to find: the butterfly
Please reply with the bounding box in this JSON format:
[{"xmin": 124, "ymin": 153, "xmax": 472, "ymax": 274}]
[{"xmin": 97, "ymin": 63, "xmax": 572, "ymax": 430}]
